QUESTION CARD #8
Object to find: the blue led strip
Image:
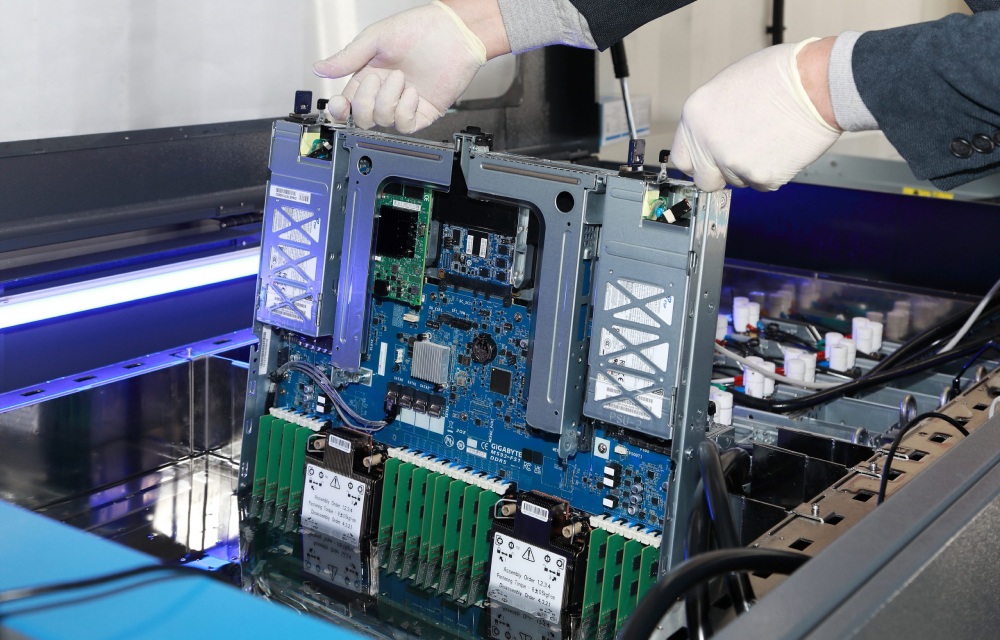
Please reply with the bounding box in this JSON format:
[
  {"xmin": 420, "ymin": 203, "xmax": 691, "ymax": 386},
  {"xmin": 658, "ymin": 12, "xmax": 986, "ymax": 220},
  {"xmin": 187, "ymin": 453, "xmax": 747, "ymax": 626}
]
[{"xmin": 0, "ymin": 248, "xmax": 261, "ymax": 330}]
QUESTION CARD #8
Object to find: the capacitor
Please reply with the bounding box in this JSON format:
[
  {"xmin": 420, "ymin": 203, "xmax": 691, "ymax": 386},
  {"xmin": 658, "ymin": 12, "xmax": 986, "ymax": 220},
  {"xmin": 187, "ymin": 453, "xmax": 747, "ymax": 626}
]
[
  {"xmin": 716, "ymin": 314, "xmax": 729, "ymax": 341},
  {"xmin": 632, "ymin": 483, "xmax": 644, "ymax": 494},
  {"xmin": 824, "ymin": 332, "xmax": 843, "ymax": 362},
  {"xmin": 630, "ymin": 495, "xmax": 640, "ymax": 505},
  {"xmin": 627, "ymin": 506, "xmax": 637, "ymax": 516},
  {"xmin": 828, "ymin": 343, "xmax": 849, "ymax": 372}
]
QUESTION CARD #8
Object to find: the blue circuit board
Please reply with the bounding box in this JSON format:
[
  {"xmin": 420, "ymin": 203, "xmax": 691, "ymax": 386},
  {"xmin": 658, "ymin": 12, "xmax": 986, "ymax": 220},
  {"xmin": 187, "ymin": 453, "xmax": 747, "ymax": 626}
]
[{"xmin": 276, "ymin": 224, "xmax": 672, "ymax": 530}]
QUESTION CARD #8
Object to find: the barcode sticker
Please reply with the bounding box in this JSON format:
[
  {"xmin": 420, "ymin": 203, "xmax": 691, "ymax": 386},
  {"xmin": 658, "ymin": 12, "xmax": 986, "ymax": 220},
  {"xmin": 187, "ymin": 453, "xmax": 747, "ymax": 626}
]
[
  {"xmin": 392, "ymin": 199, "xmax": 421, "ymax": 212},
  {"xmin": 521, "ymin": 501, "xmax": 549, "ymax": 522},
  {"xmin": 270, "ymin": 184, "xmax": 311, "ymax": 204},
  {"xmin": 478, "ymin": 237, "xmax": 488, "ymax": 258},
  {"xmin": 328, "ymin": 434, "xmax": 352, "ymax": 453}
]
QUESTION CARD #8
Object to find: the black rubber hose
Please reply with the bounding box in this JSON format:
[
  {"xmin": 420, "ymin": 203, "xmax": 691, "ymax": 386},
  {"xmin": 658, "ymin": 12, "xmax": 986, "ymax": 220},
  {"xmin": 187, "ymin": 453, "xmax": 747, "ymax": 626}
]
[
  {"xmin": 621, "ymin": 549, "xmax": 808, "ymax": 640},
  {"xmin": 698, "ymin": 443, "xmax": 755, "ymax": 614},
  {"xmin": 684, "ymin": 448, "xmax": 752, "ymax": 639},
  {"xmin": 877, "ymin": 412, "xmax": 969, "ymax": 505},
  {"xmin": 729, "ymin": 340, "xmax": 988, "ymax": 413},
  {"xmin": 684, "ymin": 487, "xmax": 713, "ymax": 640}
]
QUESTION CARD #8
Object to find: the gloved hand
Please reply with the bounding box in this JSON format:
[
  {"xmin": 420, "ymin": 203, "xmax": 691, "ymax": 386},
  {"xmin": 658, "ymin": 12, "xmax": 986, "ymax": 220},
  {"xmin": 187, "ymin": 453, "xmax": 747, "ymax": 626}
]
[
  {"xmin": 670, "ymin": 38, "xmax": 842, "ymax": 192},
  {"xmin": 313, "ymin": 1, "xmax": 488, "ymax": 133}
]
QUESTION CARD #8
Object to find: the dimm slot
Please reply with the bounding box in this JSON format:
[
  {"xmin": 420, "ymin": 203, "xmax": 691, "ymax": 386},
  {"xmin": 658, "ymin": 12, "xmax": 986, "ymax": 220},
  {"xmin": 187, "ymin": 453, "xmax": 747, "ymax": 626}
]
[
  {"xmin": 274, "ymin": 421, "xmax": 299, "ymax": 526},
  {"xmin": 637, "ymin": 545, "xmax": 659, "ymax": 604},
  {"xmin": 284, "ymin": 427, "xmax": 311, "ymax": 531},
  {"xmin": 469, "ymin": 490, "xmax": 499, "ymax": 603},
  {"xmin": 262, "ymin": 419, "xmax": 285, "ymax": 522},
  {"xmin": 390, "ymin": 462, "xmax": 415, "ymax": 573},
  {"xmin": 417, "ymin": 471, "xmax": 444, "ymax": 586},
  {"xmin": 616, "ymin": 540, "xmax": 644, "ymax": 632},
  {"xmin": 425, "ymin": 474, "xmax": 451, "ymax": 589},
  {"xmin": 438, "ymin": 479, "xmax": 469, "ymax": 595},
  {"xmin": 598, "ymin": 534, "xmax": 626, "ymax": 639},
  {"xmin": 581, "ymin": 529, "xmax": 610, "ymax": 635},
  {"xmin": 378, "ymin": 458, "xmax": 403, "ymax": 567},
  {"xmin": 403, "ymin": 467, "xmax": 431, "ymax": 578},
  {"xmin": 454, "ymin": 484, "xmax": 483, "ymax": 601},
  {"xmin": 250, "ymin": 415, "xmax": 274, "ymax": 516}
]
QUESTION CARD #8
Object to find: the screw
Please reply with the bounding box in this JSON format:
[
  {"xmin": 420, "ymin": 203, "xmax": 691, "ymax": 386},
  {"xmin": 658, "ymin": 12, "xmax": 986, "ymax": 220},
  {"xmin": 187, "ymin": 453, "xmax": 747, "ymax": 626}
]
[
  {"xmin": 685, "ymin": 447, "xmax": 695, "ymax": 460},
  {"xmin": 597, "ymin": 442, "xmax": 608, "ymax": 455},
  {"xmin": 869, "ymin": 461, "xmax": 878, "ymax": 472},
  {"xmin": 811, "ymin": 504, "xmax": 819, "ymax": 517}
]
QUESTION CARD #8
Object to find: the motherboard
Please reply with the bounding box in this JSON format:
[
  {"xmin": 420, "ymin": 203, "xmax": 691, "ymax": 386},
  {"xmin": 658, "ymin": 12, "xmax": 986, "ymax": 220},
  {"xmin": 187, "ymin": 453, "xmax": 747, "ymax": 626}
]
[{"xmin": 241, "ymin": 118, "xmax": 729, "ymax": 638}]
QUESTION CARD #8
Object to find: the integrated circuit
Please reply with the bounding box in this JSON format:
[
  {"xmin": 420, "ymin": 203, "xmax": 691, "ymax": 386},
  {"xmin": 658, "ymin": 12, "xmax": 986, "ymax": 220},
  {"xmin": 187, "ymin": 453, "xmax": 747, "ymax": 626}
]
[{"xmin": 372, "ymin": 184, "xmax": 431, "ymax": 307}]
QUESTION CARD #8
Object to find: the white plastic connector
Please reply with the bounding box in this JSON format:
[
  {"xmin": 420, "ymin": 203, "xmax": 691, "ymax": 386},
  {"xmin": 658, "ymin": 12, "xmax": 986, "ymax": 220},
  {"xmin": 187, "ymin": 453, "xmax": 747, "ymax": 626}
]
[
  {"xmin": 851, "ymin": 317, "xmax": 870, "ymax": 342},
  {"xmin": 713, "ymin": 390, "xmax": 734, "ymax": 426},
  {"xmin": 269, "ymin": 406, "xmax": 329, "ymax": 431},
  {"xmin": 824, "ymin": 332, "xmax": 843, "ymax": 361},
  {"xmin": 870, "ymin": 321, "xmax": 884, "ymax": 352},
  {"xmin": 800, "ymin": 352, "xmax": 817, "ymax": 382},
  {"xmin": 388, "ymin": 447, "xmax": 510, "ymax": 494},
  {"xmin": 716, "ymin": 314, "xmax": 729, "ymax": 341},
  {"xmin": 733, "ymin": 302, "xmax": 750, "ymax": 333},
  {"xmin": 866, "ymin": 311, "xmax": 884, "ymax": 324},
  {"xmin": 886, "ymin": 310, "xmax": 909, "ymax": 341},
  {"xmin": 828, "ymin": 343, "xmax": 848, "ymax": 372},
  {"xmin": 747, "ymin": 301, "xmax": 761, "ymax": 327},
  {"xmin": 841, "ymin": 338, "xmax": 857, "ymax": 369},
  {"xmin": 856, "ymin": 326, "xmax": 874, "ymax": 354},
  {"xmin": 761, "ymin": 361, "xmax": 776, "ymax": 396},
  {"xmin": 589, "ymin": 514, "xmax": 662, "ymax": 548},
  {"xmin": 786, "ymin": 358, "xmax": 805, "ymax": 381}
]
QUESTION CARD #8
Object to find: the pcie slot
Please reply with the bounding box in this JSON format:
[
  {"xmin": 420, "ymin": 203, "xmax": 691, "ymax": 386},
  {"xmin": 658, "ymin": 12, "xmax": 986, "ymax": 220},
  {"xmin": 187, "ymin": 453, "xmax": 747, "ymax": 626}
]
[
  {"xmin": 387, "ymin": 447, "xmax": 511, "ymax": 494},
  {"xmin": 589, "ymin": 514, "xmax": 663, "ymax": 548}
]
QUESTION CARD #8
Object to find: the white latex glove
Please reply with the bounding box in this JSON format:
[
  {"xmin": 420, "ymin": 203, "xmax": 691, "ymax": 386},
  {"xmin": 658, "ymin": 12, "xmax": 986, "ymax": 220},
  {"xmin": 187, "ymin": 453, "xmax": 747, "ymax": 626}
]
[
  {"xmin": 670, "ymin": 39, "xmax": 842, "ymax": 192},
  {"xmin": 313, "ymin": 1, "xmax": 487, "ymax": 134}
]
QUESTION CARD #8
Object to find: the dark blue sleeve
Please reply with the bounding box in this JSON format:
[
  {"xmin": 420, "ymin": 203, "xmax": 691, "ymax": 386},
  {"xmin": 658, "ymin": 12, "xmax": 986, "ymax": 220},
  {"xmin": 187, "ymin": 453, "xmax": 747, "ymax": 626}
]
[
  {"xmin": 853, "ymin": 11, "xmax": 1000, "ymax": 190},
  {"xmin": 966, "ymin": 0, "xmax": 1000, "ymax": 11},
  {"xmin": 566, "ymin": 0, "xmax": 696, "ymax": 50}
]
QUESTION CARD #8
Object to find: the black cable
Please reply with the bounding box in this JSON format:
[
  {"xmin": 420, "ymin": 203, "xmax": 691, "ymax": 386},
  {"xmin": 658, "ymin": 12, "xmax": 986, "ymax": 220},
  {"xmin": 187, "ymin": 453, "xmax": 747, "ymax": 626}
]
[
  {"xmin": 877, "ymin": 412, "xmax": 969, "ymax": 505},
  {"xmin": 0, "ymin": 564, "xmax": 212, "ymax": 606},
  {"xmin": 762, "ymin": 323, "xmax": 819, "ymax": 352},
  {"xmin": 950, "ymin": 342, "xmax": 1000, "ymax": 395},
  {"xmin": 622, "ymin": 549, "xmax": 808, "ymax": 640},
  {"xmin": 683, "ymin": 447, "xmax": 752, "ymax": 640},
  {"xmin": 868, "ymin": 299, "xmax": 1000, "ymax": 376},
  {"xmin": 730, "ymin": 340, "xmax": 988, "ymax": 414},
  {"xmin": 697, "ymin": 443, "xmax": 754, "ymax": 614},
  {"xmin": 684, "ymin": 486, "xmax": 713, "ymax": 640}
]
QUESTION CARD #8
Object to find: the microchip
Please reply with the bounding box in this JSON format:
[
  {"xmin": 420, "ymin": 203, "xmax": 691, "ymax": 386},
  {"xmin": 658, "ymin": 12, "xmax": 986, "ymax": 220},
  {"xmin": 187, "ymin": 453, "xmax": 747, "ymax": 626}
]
[
  {"xmin": 452, "ymin": 228, "xmax": 463, "ymax": 243},
  {"xmin": 480, "ymin": 268, "xmax": 491, "ymax": 278},
  {"xmin": 489, "ymin": 367, "xmax": 513, "ymax": 395},
  {"xmin": 411, "ymin": 341, "xmax": 451, "ymax": 385},
  {"xmin": 496, "ymin": 258, "xmax": 507, "ymax": 268},
  {"xmin": 498, "ymin": 245, "xmax": 509, "ymax": 256}
]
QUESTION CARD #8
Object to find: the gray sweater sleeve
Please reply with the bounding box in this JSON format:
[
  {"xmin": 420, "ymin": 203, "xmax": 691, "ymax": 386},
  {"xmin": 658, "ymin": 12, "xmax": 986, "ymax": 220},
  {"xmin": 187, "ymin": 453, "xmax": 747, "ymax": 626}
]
[
  {"xmin": 851, "ymin": 10, "xmax": 1000, "ymax": 190},
  {"xmin": 497, "ymin": 0, "xmax": 597, "ymax": 53}
]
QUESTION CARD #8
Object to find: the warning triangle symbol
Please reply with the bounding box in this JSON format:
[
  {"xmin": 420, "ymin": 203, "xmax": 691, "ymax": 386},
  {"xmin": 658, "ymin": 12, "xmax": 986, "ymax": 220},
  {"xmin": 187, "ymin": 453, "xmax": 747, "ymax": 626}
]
[
  {"xmin": 333, "ymin": 476, "xmax": 341, "ymax": 489},
  {"xmin": 522, "ymin": 547, "xmax": 535, "ymax": 562}
]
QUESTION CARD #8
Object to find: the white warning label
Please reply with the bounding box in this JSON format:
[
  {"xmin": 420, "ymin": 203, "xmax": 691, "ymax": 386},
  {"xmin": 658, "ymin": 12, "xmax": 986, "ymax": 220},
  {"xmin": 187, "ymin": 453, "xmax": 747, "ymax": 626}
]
[
  {"xmin": 302, "ymin": 528, "xmax": 367, "ymax": 593},
  {"xmin": 302, "ymin": 464, "xmax": 366, "ymax": 544},
  {"xmin": 488, "ymin": 533, "xmax": 567, "ymax": 623}
]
